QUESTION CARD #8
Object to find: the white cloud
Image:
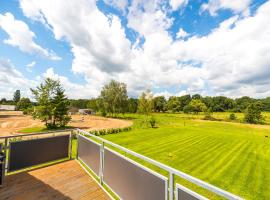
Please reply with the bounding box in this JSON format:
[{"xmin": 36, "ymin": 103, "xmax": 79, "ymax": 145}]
[
  {"xmin": 43, "ymin": 68, "xmax": 99, "ymax": 98},
  {"xmin": 170, "ymin": 0, "xmax": 189, "ymax": 11},
  {"xmin": 0, "ymin": 58, "xmax": 36, "ymax": 99},
  {"xmin": 18, "ymin": 0, "xmax": 270, "ymax": 98},
  {"xmin": 201, "ymin": 0, "xmax": 252, "ymax": 16},
  {"xmin": 176, "ymin": 28, "xmax": 189, "ymax": 39},
  {"xmin": 103, "ymin": 0, "xmax": 128, "ymax": 12},
  {"xmin": 0, "ymin": 13, "xmax": 61, "ymax": 60},
  {"xmin": 26, "ymin": 61, "xmax": 36, "ymax": 72}
]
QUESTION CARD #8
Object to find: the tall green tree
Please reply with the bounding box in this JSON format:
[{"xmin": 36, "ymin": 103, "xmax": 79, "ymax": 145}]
[
  {"xmin": 244, "ymin": 102, "xmax": 264, "ymax": 124},
  {"xmin": 31, "ymin": 78, "xmax": 70, "ymax": 128},
  {"xmin": 184, "ymin": 99, "xmax": 207, "ymax": 114},
  {"xmin": 52, "ymin": 87, "xmax": 71, "ymax": 127},
  {"xmin": 127, "ymin": 98, "xmax": 138, "ymax": 113},
  {"xmin": 167, "ymin": 96, "xmax": 181, "ymax": 113},
  {"xmin": 153, "ymin": 96, "xmax": 167, "ymax": 112},
  {"xmin": 13, "ymin": 90, "xmax": 21, "ymax": 103},
  {"xmin": 17, "ymin": 97, "xmax": 32, "ymax": 111},
  {"xmin": 99, "ymin": 80, "xmax": 128, "ymax": 116},
  {"xmin": 138, "ymin": 90, "xmax": 153, "ymax": 115}
]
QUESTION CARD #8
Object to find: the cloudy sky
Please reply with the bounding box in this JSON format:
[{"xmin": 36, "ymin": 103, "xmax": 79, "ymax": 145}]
[{"xmin": 0, "ymin": 0, "xmax": 269, "ymax": 99}]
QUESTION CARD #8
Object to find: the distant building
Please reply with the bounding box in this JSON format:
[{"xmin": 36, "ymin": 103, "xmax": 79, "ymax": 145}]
[
  {"xmin": 78, "ymin": 109, "xmax": 95, "ymax": 115},
  {"xmin": 0, "ymin": 105, "xmax": 16, "ymax": 111}
]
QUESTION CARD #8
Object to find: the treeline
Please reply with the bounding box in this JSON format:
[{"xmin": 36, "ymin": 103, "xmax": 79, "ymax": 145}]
[
  {"xmin": 69, "ymin": 94, "xmax": 270, "ymax": 114},
  {"xmin": 0, "ymin": 90, "xmax": 34, "ymax": 111},
  {"xmin": 1, "ymin": 80, "xmax": 269, "ymax": 126}
]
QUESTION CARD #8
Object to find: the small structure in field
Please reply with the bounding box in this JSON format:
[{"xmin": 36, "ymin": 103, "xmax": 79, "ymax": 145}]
[
  {"xmin": 78, "ymin": 109, "xmax": 95, "ymax": 115},
  {"xmin": 0, "ymin": 105, "xmax": 16, "ymax": 111}
]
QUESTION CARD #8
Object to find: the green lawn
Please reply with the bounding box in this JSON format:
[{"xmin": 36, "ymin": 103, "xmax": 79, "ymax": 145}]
[{"xmin": 102, "ymin": 113, "xmax": 270, "ymax": 200}]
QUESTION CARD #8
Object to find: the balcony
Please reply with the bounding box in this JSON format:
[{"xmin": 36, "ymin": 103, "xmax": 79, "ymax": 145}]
[
  {"xmin": 1, "ymin": 160, "xmax": 110, "ymax": 200},
  {"xmin": 0, "ymin": 129, "xmax": 243, "ymax": 200}
]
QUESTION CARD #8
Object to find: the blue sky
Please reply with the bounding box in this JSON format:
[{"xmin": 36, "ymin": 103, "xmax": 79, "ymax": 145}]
[{"xmin": 0, "ymin": 0, "xmax": 269, "ymax": 99}]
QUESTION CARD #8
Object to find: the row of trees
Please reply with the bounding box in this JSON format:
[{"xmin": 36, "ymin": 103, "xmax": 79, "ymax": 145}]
[
  {"xmin": 73, "ymin": 88, "xmax": 270, "ymax": 115},
  {"xmin": 1, "ymin": 79, "xmax": 268, "ymax": 126}
]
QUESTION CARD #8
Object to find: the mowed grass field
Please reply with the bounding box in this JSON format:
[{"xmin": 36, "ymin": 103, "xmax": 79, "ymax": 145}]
[{"xmin": 102, "ymin": 113, "xmax": 270, "ymax": 200}]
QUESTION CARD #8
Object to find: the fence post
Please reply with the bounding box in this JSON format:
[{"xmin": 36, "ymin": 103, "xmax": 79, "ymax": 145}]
[
  {"xmin": 99, "ymin": 141, "xmax": 105, "ymax": 185},
  {"xmin": 69, "ymin": 131, "xmax": 73, "ymax": 160},
  {"xmin": 169, "ymin": 172, "xmax": 174, "ymax": 200}
]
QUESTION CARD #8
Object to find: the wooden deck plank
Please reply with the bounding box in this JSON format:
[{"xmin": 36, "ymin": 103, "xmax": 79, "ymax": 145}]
[{"xmin": 0, "ymin": 160, "xmax": 111, "ymax": 200}]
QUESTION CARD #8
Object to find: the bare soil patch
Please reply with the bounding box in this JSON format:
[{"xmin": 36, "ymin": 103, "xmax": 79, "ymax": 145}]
[{"xmin": 0, "ymin": 111, "xmax": 132, "ymax": 137}]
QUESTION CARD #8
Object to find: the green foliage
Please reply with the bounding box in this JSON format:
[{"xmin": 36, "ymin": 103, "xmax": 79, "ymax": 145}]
[
  {"xmin": 99, "ymin": 80, "xmax": 128, "ymax": 115},
  {"xmin": 244, "ymin": 102, "xmax": 264, "ymax": 124},
  {"xmin": 184, "ymin": 99, "xmax": 207, "ymax": 114},
  {"xmin": 153, "ymin": 96, "xmax": 167, "ymax": 112},
  {"xmin": 69, "ymin": 99, "xmax": 89, "ymax": 109},
  {"xmin": 192, "ymin": 94, "xmax": 202, "ymax": 100},
  {"xmin": 203, "ymin": 109, "xmax": 215, "ymax": 120},
  {"xmin": 235, "ymin": 96, "xmax": 255, "ymax": 112},
  {"xmin": 167, "ymin": 96, "xmax": 181, "ymax": 113},
  {"xmin": 127, "ymin": 98, "xmax": 138, "ymax": 113},
  {"xmin": 90, "ymin": 126, "xmax": 131, "ymax": 136},
  {"xmin": 52, "ymin": 87, "xmax": 71, "ymax": 127},
  {"xmin": 149, "ymin": 116, "xmax": 156, "ymax": 128},
  {"xmin": 138, "ymin": 89, "xmax": 153, "ymax": 115},
  {"xmin": 13, "ymin": 90, "xmax": 21, "ymax": 104},
  {"xmin": 31, "ymin": 78, "xmax": 71, "ymax": 129},
  {"xmin": 17, "ymin": 97, "xmax": 32, "ymax": 111},
  {"xmin": 0, "ymin": 98, "xmax": 7, "ymax": 104},
  {"xmin": 229, "ymin": 113, "xmax": 237, "ymax": 120},
  {"xmin": 87, "ymin": 98, "xmax": 99, "ymax": 111}
]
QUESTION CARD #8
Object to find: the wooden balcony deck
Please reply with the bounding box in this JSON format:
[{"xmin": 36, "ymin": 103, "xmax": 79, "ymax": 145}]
[{"xmin": 0, "ymin": 160, "xmax": 111, "ymax": 200}]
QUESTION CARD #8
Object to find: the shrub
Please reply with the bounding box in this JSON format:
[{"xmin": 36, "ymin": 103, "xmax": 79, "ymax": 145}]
[
  {"xmin": 229, "ymin": 113, "xmax": 237, "ymax": 120},
  {"xmin": 244, "ymin": 102, "xmax": 264, "ymax": 124},
  {"xmin": 204, "ymin": 109, "xmax": 212, "ymax": 120},
  {"xmin": 101, "ymin": 110, "xmax": 107, "ymax": 117},
  {"xmin": 149, "ymin": 116, "xmax": 156, "ymax": 128}
]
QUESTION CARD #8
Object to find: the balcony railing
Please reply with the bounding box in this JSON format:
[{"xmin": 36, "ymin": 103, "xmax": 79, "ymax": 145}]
[{"xmin": 0, "ymin": 129, "xmax": 243, "ymax": 200}]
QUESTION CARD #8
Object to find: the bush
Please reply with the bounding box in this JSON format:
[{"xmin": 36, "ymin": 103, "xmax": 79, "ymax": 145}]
[
  {"xmin": 149, "ymin": 116, "xmax": 156, "ymax": 128},
  {"xmin": 203, "ymin": 110, "xmax": 213, "ymax": 120},
  {"xmin": 244, "ymin": 102, "xmax": 264, "ymax": 124},
  {"xmin": 101, "ymin": 110, "xmax": 107, "ymax": 117},
  {"xmin": 229, "ymin": 113, "xmax": 236, "ymax": 120}
]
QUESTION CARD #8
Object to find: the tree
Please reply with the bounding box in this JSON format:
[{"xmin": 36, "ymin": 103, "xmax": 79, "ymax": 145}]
[
  {"xmin": 178, "ymin": 95, "xmax": 191, "ymax": 110},
  {"xmin": 87, "ymin": 98, "xmax": 99, "ymax": 112},
  {"xmin": 235, "ymin": 96, "xmax": 254, "ymax": 112},
  {"xmin": 127, "ymin": 98, "xmax": 138, "ymax": 113},
  {"xmin": 0, "ymin": 98, "xmax": 7, "ymax": 104},
  {"xmin": 192, "ymin": 94, "xmax": 202, "ymax": 100},
  {"xmin": 17, "ymin": 98, "xmax": 32, "ymax": 111},
  {"xmin": 244, "ymin": 102, "xmax": 264, "ymax": 124},
  {"xmin": 13, "ymin": 90, "xmax": 21, "ymax": 104},
  {"xmin": 184, "ymin": 99, "xmax": 207, "ymax": 114},
  {"xmin": 99, "ymin": 80, "xmax": 128, "ymax": 116},
  {"xmin": 138, "ymin": 90, "xmax": 153, "ymax": 115},
  {"xmin": 167, "ymin": 96, "xmax": 181, "ymax": 113},
  {"xmin": 69, "ymin": 99, "xmax": 89, "ymax": 109},
  {"xmin": 153, "ymin": 96, "xmax": 166, "ymax": 112},
  {"xmin": 31, "ymin": 78, "xmax": 70, "ymax": 128},
  {"xmin": 52, "ymin": 87, "xmax": 71, "ymax": 127}
]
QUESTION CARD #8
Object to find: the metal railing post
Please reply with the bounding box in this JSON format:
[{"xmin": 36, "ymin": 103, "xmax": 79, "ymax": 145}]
[
  {"xmin": 169, "ymin": 172, "xmax": 174, "ymax": 200},
  {"xmin": 76, "ymin": 130, "xmax": 79, "ymax": 160},
  {"xmin": 99, "ymin": 141, "xmax": 105, "ymax": 185},
  {"xmin": 4, "ymin": 138, "xmax": 8, "ymax": 174},
  {"xmin": 69, "ymin": 131, "xmax": 73, "ymax": 160}
]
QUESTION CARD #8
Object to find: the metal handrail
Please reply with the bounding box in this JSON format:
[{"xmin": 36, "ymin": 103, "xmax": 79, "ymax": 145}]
[
  {"xmin": 77, "ymin": 128, "xmax": 243, "ymax": 200},
  {"xmin": 0, "ymin": 129, "xmax": 74, "ymax": 139}
]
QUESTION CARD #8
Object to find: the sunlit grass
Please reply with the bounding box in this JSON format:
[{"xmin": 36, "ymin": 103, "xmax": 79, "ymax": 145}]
[{"xmin": 102, "ymin": 112, "xmax": 270, "ymax": 199}]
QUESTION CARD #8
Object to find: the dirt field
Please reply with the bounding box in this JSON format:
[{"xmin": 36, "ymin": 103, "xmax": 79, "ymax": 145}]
[{"xmin": 0, "ymin": 111, "xmax": 132, "ymax": 137}]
